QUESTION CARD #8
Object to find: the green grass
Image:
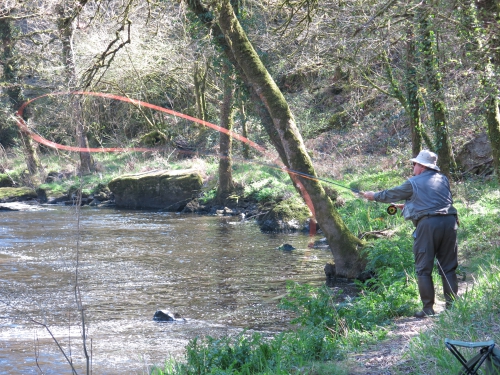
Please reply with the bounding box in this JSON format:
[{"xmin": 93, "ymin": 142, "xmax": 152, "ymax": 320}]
[
  {"xmin": 148, "ymin": 172, "xmax": 499, "ymax": 375},
  {"xmin": 406, "ymin": 262, "xmax": 500, "ymax": 374}
]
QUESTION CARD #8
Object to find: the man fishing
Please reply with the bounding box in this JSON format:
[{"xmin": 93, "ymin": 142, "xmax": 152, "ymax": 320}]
[{"xmin": 362, "ymin": 150, "xmax": 459, "ymax": 318}]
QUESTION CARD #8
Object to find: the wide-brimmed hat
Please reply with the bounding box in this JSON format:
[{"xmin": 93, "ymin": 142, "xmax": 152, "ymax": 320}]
[{"xmin": 410, "ymin": 150, "xmax": 440, "ymax": 171}]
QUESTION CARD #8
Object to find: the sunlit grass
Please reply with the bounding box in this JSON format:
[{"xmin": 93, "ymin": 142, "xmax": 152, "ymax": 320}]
[{"xmin": 406, "ymin": 262, "xmax": 500, "ymax": 374}]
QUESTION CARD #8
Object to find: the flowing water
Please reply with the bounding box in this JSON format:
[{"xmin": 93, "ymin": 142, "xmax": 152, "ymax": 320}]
[{"xmin": 0, "ymin": 205, "xmax": 338, "ymax": 374}]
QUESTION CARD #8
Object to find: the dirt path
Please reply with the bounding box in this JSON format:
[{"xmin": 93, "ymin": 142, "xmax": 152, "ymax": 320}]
[
  {"xmin": 342, "ymin": 314, "xmax": 437, "ymax": 374},
  {"xmin": 340, "ymin": 280, "xmax": 470, "ymax": 374}
]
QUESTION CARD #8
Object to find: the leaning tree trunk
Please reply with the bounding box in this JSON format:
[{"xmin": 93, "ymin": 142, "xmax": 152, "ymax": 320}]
[
  {"xmin": 216, "ymin": 63, "xmax": 236, "ymax": 201},
  {"xmin": 186, "ymin": 0, "xmax": 289, "ymax": 166},
  {"xmin": 0, "ymin": 15, "xmax": 43, "ymax": 179},
  {"xmin": 417, "ymin": 1, "xmax": 456, "ymax": 176},
  {"xmin": 217, "ymin": 0, "xmax": 366, "ymax": 278},
  {"xmin": 56, "ymin": 3, "xmax": 93, "ymax": 174}
]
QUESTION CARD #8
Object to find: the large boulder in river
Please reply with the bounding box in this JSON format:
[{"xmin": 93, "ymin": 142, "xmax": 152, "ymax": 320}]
[
  {"xmin": 108, "ymin": 169, "xmax": 203, "ymax": 210},
  {"xmin": 0, "ymin": 187, "xmax": 38, "ymax": 203},
  {"xmin": 258, "ymin": 196, "xmax": 311, "ymax": 232}
]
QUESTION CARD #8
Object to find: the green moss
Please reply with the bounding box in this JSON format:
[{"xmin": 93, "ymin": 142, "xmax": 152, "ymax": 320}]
[
  {"xmin": 108, "ymin": 170, "xmax": 202, "ymax": 196},
  {"xmin": 0, "ymin": 174, "xmax": 14, "ymax": 187},
  {"xmin": 139, "ymin": 130, "xmax": 169, "ymax": 146},
  {"xmin": 0, "ymin": 187, "xmax": 37, "ymax": 201},
  {"xmin": 108, "ymin": 169, "xmax": 203, "ymax": 209},
  {"xmin": 38, "ymin": 182, "xmax": 67, "ymax": 195},
  {"xmin": 265, "ymin": 195, "xmax": 311, "ymax": 223}
]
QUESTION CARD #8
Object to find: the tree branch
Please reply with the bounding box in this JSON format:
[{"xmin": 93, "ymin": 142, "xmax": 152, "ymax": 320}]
[{"xmin": 354, "ymin": 0, "xmax": 400, "ymax": 36}]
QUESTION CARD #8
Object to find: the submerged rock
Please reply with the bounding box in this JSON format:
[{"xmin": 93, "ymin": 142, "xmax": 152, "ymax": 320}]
[
  {"xmin": 277, "ymin": 243, "xmax": 296, "ymax": 251},
  {"xmin": 153, "ymin": 310, "xmax": 186, "ymax": 323},
  {"xmin": 312, "ymin": 237, "xmax": 331, "ymax": 249}
]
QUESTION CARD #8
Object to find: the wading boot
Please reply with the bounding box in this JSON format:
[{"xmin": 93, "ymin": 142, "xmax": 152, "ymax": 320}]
[
  {"xmin": 442, "ymin": 272, "xmax": 458, "ymax": 309},
  {"xmin": 414, "ymin": 276, "xmax": 435, "ymax": 318}
]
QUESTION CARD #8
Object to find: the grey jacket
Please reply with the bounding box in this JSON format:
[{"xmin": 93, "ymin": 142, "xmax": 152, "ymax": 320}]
[{"xmin": 374, "ymin": 170, "xmax": 457, "ymax": 223}]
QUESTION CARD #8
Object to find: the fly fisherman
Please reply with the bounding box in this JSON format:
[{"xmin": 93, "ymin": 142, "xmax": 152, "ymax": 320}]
[{"xmin": 362, "ymin": 150, "xmax": 459, "ymax": 318}]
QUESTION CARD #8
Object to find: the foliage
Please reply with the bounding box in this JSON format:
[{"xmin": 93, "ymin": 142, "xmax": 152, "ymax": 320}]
[
  {"xmin": 153, "ymin": 328, "xmax": 344, "ymax": 375},
  {"xmin": 363, "ymin": 236, "xmax": 414, "ymax": 273},
  {"xmin": 280, "ymin": 268, "xmax": 417, "ymax": 335},
  {"xmin": 238, "ymin": 164, "xmax": 296, "ymax": 203},
  {"xmin": 0, "ymin": 119, "xmax": 19, "ymax": 148},
  {"xmin": 451, "ymin": 179, "xmax": 500, "ymax": 266}
]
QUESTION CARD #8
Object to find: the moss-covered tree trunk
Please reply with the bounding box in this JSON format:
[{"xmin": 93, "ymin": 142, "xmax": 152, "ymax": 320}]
[
  {"xmin": 56, "ymin": 3, "xmax": 93, "ymax": 174},
  {"xmin": 185, "ymin": 0, "xmax": 289, "ymax": 166},
  {"xmin": 216, "ymin": 63, "xmax": 236, "ymax": 201},
  {"xmin": 417, "ymin": 1, "xmax": 456, "ymax": 176},
  {"xmin": 0, "ymin": 15, "xmax": 43, "ymax": 179},
  {"xmin": 485, "ymin": 95, "xmax": 500, "ymax": 181},
  {"xmin": 238, "ymin": 96, "xmax": 250, "ymax": 159},
  {"xmin": 406, "ymin": 28, "xmax": 423, "ymax": 157},
  {"xmin": 194, "ymin": 61, "xmax": 208, "ymax": 122},
  {"xmin": 475, "ymin": 0, "xmax": 500, "ymax": 182},
  {"xmin": 217, "ymin": 0, "xmax": 365, "ymax": 278}
]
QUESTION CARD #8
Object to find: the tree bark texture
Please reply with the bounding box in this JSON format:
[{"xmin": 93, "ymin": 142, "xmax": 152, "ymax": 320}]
[
  {"xmin": 238, "ymin": 98, "xmax": 250, "ymax": 159},
  {"xmin": 56, "ymin": 3, "xmax": 93, "ymax": 174},
  {"xmin": 485, "ymin": 96, "xmax": 500, "ymax": 181},
  {"xmin": 217, "ymin": 0, "xmax": 366, "ymax": 278},
  {"xmin": 405, "ymin": 28, "xmax": 423, "ymax": 157},
  {"xmin": 217, "ymin": 63, "xmax": 236, "ymax": 201},
  {"xmin": 417, "ymin": 2, "xmax": 456, "ymax": 176},
  {"xmin": 194, "ymin": 61, "xmax": 208, "ymax": 121}
]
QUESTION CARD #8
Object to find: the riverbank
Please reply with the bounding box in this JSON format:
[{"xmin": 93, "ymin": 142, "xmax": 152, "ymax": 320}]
[
  {"xmin": 1, "ymin": 150, "xmax": 499, "ymax": 375},
  {"xmin": 0, "ymin": 151, "xmax": 321, "ymax": 234}
]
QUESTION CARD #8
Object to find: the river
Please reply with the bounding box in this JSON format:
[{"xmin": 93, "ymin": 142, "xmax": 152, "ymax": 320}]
[{"xmin": 0, "ymin": 205, "xmax": 337, "ymax": 374}]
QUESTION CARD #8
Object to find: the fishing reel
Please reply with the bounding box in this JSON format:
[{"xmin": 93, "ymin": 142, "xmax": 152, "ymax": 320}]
[{"xmin": 386, "ymin": 205, "xmax": 398, "ymax": 215}]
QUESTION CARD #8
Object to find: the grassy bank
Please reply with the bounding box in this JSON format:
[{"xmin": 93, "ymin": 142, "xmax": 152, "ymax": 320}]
[
  {"xmin": 1, "ymin": 149, "xmax": 499, "ymax": 374},
  {"xmin": 149, "ymin": 172, "xmax": 499, "ymax": 375}
]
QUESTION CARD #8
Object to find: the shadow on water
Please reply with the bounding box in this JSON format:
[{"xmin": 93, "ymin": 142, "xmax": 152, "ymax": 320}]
[{"xmin": 0, "ymin": 206, "xmax": 353, "ymax": 374}]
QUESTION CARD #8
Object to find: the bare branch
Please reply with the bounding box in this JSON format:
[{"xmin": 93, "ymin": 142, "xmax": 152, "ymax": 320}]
[
  {"xmin": 353, "ymin": 0, "xmax": 399, "ymax": 36},
  {"xmin": 0, "ymin": 299, "xmax": 79, "ymax": 375},
  {"xmin": 274, "ymin": 0, "xmax": 319, "ymax": 36},
  {"xmin": 81, "ymin": 19, "xmax": 132, "ymax": 88}
]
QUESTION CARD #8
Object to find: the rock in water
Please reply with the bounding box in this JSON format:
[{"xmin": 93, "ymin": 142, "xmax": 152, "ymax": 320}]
[
  {"xmin": 108, "ymin": 169, "xmax": 202, "ymax": 210},
  {"xmin": 277, "ymin": 243, "xmax": 295, "ymax": 251},
  {"xmin": 153, "ymin": 310, "xmax": 186, "ymax": 323}
]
